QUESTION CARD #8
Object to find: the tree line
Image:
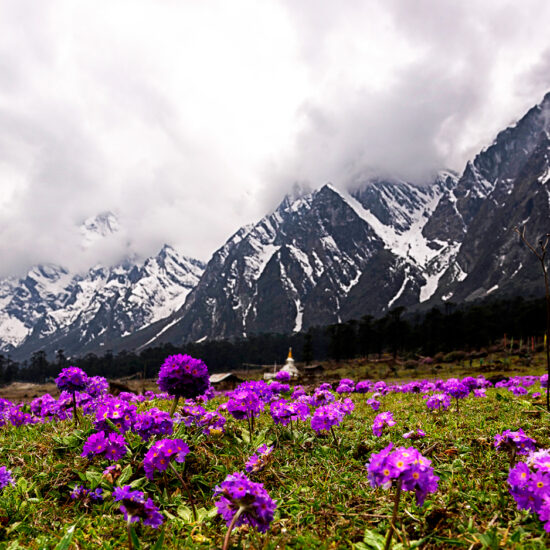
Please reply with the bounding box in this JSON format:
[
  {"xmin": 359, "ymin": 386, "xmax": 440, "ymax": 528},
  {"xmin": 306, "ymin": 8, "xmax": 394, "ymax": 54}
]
[{"xmin": 0, "ymin": 295, "xmax": 547, "ymax": 385}]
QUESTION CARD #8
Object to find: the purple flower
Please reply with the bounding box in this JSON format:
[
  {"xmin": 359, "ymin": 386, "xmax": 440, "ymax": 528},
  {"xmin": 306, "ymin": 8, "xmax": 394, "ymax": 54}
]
[
  {"xmin": 443, "ymin": 379, "xmax": 469, "ymax": 400},
  {"xmin": 132, "ymin": 408, "xmax": 174, "ymax": 441},
  {"xmin": 366, "ymin": 396, "xmax": 380, "ymax": 411},
  {"xmin": 336, "ymin": 379, "xmax": 355, "ymax": 394},
  {"xmin": 143, "ymin": 438, "xmax": 190, "ymax": 480},
  {"xmin": 55, "ymin": 366, "xmax": 88, "ymax": 393},
  {"xmin": 355, "ymin": 380, "xmax": 372, "ymax": 394},
  {"xmin": 93, "ymin": 398, "xmax": 137, "ymax": 433},
  {"xmin": 366, "ymin": 444, "xmax": 439, "ymax": 506},
  {"xmin": 226, "ymin": 390, "xmax": 263, "ymax": 420},
  {"xmin": 403, "ymin": 428, "xmax": 426, "ymax": 440},
  {"xmin": 113, "ymin": 486, "xmax": 163, "ymax": 528},
  {"xmin": 81, "ymin": 431, "xmax": 127, "ymax": 461},
  {"xmin": 309, "ymin": 389, "xmax": 335, "ymax": 407},
  {"xmin": 85, "ymin": 376, "xmax": 109, "ymax": 398},
  {"xmin": 473, "ymin": 389, "xmax": 487, "ymax": 398},
  {"xmin": 7, "ymin": 407, "xmax": 37, "ymax": 427},
  {"xmin": 245, "ymin": 444, "xmax": 274, "ymax": 474},
  {"xmin": 494, "ymin": 429, "xmax": 537, "ymax": 456},
  {"xmin": 30, "ymin": 394, "xmax": 58, "ymax": 418},
  {"xmin": 70, "ymin": 485, "xmax": 103, "ymax": 502},
  {"xmin": 508, "ymin": 449, "xmax": 550, "ymax": 530},
  {"xmin": 213, "ymin": 472, "xmax": 276, "ymax": 533},
  {"xmin": 310, "ymin": 403, "xmax": 345, "ymax": 434},
  {"xmin": 372, "ymin": 411, "xmax": 396, "ymax": 437},
  {"xmin": 275, "ymin": 370, "xmax": 291, "ymax": 382},
  {"xmin": 157, "ymin": 354, "xmax": 210, "ymax": 399},
  {"xmin": 425, "ymin": 393, "xmax": 451, "ymax": 411},
  {"xmin": 291, "ymin": 386, "xmax": 306, "ymax": 399},
  {"xmin": 270, "ymin": 399, "xmax": 309, "ymax": 426},
  {"xmin": 196, "ymin": 410, "xmax": 227, "ymax": 435},
  {"xmin": 0, "ymin": 466, "xmax": 14, "ymax": 491}
]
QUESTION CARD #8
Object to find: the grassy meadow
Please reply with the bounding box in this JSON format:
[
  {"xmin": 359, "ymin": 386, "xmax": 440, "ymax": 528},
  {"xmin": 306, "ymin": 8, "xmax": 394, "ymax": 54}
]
[{"xmin": 0, "ymin": 351, "xmax": 548, "ymax": 549}]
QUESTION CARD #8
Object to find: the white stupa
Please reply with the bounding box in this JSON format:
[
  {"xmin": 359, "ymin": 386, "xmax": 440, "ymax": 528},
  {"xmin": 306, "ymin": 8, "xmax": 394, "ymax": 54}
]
[{"xmin": 263, "ymin": 347, "xmax": 300, "ymax": 380}]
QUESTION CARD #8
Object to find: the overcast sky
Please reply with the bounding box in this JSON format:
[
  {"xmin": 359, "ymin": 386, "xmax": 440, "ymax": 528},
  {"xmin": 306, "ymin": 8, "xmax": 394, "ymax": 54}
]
[{"xmin": 1, "ymin": 0, "xmax": 550, "ymax": 277}]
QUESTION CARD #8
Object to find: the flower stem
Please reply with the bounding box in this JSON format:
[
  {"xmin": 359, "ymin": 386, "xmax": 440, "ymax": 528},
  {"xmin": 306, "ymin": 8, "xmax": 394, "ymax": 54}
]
[
  {"xmin": 169, "ymin": 462, "xmax": 197, "ymax": 522},
  {"xmin": 222, "ymin": 506, "xmax": 245, "ymax": 550},
  {"xmin": 126, "ymin": 517, "xmax": 134, "ymax": 550},
  {"xmin": 169, "ymin": 395, "xmax": 180, "ymax": 417},
  {"xmin": 384, "ymin": 478, "xmax": 402, "ymax": 550},
  {"xmin": 330, "ymin": 426, "xmax": 339, "ymax": 449},
  {"xmin": 72, "ymin": 391, "xmax": 79, "ymax": 427}
]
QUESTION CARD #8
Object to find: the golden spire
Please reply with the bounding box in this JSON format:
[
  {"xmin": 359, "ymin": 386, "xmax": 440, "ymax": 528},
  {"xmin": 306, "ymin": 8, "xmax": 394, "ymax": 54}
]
[{"xmin": 287, "ymin": 347, "xmax": 293, "ymax": 359}]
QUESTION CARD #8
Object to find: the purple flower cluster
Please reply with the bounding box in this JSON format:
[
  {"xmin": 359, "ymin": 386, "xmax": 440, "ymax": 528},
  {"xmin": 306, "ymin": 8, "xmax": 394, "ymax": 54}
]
[
  {"xmin": 366, "ymin": 443, "xmax": 439, "ymax": 506},
  {"xmin": 85, "ymin": 376, "xmax": 110, "ymax": 398},
  {"xmin": 275, "ymin": 370, "xmax": 291, "ymax": 382},
  {"xmin": 245, "ymin": 444, "xmax": 274, "ymax": 474},
  {"xmin": 133, "ymin": 408, "xmax": 173, "ymax": 441},
  {"xmin": 270, "ymin": 399, "xmax": 309, "ymax": 426},
  {"xmin": 70, "ymin": 485, "xmax": 103, "ymax": 502},
  {"xmin": 372, "ymin": 411, "xmax": 396, "ymax": 437},
  {"xmin": 213, "ymin": 472, "xmax": 276, "ymax": 533},
  {"xmin": 403, "ymin": 428, "xmax": 426, "ymax": 440},
  {"xmin": 443, "ymin": 378, "xmax": 470, "ymax": 400},
  {"xmin": 81, "ymin": 431, "xmax": 127, "ymax": 461},
  {"xmin": 94, "ymin": 398, "xmax": 137, "ymax": 433},
  {"xmin": 157, "ymin": 354, "xmax": 210, "ymax": 399},
  {"xmin": 310, "ymin": 399, "xmax": 353, "ymax": 434},
  {"xmin": 366, "ymin": 396, "xmax": 380, "ymax": 411},
  {"xmin": 336, "ymin": 379, "xmax": 355, "ymax": 394},
  {"xmin": 55, "ymin": 366, "xmax": 88, "ymax": 392},
  {"xmin": 355, "ymin": 380, "xmax": 372, "ymax": 394},
  {"xmin": 425, "ymin": 393, "xmax": 451, "ymax": 411},
  {"xmin": 226, "ymin": 390, "xmax": 264, "ymax": 420},
  {"xmin": 113, "ymin": 485, "xmax": 164, "ymax": 528},
  {"xmin": 508, "ymin": 449, "xmax": 550, "ymax": 531},
  {"xmin": 309, "ymin": 388, "xmax": 335, "ymax": 407},
  {"xmin": 0, "ymin": 466, "xmax": 14, "ymax": 491},
  {"xmin": 494, "ymin": 429, "xmax": 537, "ymax": 456},
  {"xmin": 143, "ymin": 438, "xmax": 190, "ymax": 480}
]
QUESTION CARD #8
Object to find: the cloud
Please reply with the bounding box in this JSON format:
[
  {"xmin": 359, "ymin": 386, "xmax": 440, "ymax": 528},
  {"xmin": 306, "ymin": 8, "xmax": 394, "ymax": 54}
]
[{"xmin": 0, "ymin": 0, "xmax": 550, "ymax": 277}]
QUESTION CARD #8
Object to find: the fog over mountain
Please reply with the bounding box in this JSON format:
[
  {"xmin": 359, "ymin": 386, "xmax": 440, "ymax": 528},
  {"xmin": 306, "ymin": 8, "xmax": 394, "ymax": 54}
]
[{"xmin": 1, "ymin": 1, "xmax": 550, "ymax": 278}]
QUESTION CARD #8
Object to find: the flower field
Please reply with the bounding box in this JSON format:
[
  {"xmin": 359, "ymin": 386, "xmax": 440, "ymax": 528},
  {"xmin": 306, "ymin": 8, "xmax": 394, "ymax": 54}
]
[{"xmin": 0, "ymin": 356, "xmax": 549, "ymax": 549}]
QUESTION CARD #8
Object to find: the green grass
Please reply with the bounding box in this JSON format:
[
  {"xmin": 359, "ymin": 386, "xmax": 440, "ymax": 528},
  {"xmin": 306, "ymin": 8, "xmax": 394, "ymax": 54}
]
[{"xmin": 0, "ymin": 375, "xmax": 549, "ymax": 549}]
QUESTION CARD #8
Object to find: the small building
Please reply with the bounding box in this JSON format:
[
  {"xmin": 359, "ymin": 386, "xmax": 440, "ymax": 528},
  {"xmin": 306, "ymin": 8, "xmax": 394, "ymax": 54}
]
[
  {"xmin": 303, "ymin": 364, "xmax": 324, "ymax": 377},
  {"xmin": 209, "ymin": 373, "xmax": 241, "ymax": 391}
]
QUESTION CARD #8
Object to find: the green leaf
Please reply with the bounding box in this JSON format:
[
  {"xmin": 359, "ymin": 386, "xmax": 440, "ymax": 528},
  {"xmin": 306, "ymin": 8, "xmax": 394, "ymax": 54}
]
[
  {"xmin": 177, "ymin": 505, "xmax": 194, "ymax": 523},
  {"xmin": 151, "ymin": 530, "xmax": 165, "ymax": 550},
  {"xmin": 129, "ymin": 525, "xmax": 141, "ymax": 549},
  {"xmin": 85, "ymin": 470, "xmax": 103, "ymax": 489},
  {"xmin": 495, "ymin": 393, "xmax": 509, "ymax": 402},
  {"xmin": 357, "ymin": 528, "xmax": 386, "ymax": 550},
  {"xmin": 118, "ymin": 464, "xmax": 133, "ymax": 486},
  {"xmin": 54, "ymin": 524, "xmax": 76, "ymax": 550},
  {"xmin": 129, "ymin": 477, "xmax": 148, "ymax": 489}
]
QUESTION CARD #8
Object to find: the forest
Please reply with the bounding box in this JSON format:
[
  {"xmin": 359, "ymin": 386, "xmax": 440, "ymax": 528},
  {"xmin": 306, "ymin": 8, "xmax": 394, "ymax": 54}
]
[{"xmin": 0, "ymin": 295, "xmax": 547, "ymax": 384}]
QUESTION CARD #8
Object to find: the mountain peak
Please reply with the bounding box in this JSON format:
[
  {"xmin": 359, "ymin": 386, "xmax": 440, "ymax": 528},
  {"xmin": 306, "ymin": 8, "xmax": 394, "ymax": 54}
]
[{"xmin": 80, "ymin": 211, "xmax": 120, "ymax": 247}]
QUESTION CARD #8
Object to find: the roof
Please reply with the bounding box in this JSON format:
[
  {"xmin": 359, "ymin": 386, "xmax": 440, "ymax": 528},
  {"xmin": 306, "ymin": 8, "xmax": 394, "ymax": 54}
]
[{"xmin": 209, "ymin": 373, "xmax": 240, "ymax": 384}]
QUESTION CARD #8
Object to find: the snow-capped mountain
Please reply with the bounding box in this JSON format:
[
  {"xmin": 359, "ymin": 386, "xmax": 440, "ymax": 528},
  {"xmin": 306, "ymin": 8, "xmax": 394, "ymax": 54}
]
[
  {"xmin": 0, "ymin": 214, "xmax": 205, "ymax": 358},
  {"xmin": 133, "ymin": 171, "xmax": 459, "ymax": 346},
  {"xmin": 3, "ymin": 92, "xmax": 550, "ymax": 357},
  {"xmin": 430, "ymin": 91, "xmax": 550, "ymax": 302},
  {"xmin": 131, "ymin": 92, "xmax": 550, "ymax": 348}
]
